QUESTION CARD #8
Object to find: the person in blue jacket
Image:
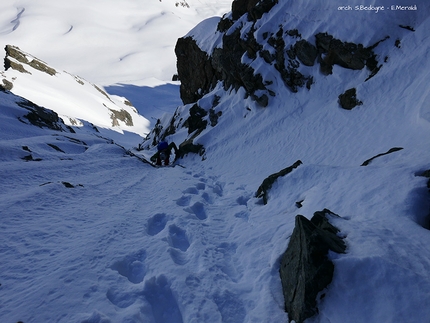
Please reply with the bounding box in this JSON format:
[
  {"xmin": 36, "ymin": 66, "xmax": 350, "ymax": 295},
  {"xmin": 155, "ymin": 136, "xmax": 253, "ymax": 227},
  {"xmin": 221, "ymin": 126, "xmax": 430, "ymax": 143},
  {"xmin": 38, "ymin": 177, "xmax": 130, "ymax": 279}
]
[{"xmin": 151, "ymin": 141, "xmax": 179, "ymax": 166}]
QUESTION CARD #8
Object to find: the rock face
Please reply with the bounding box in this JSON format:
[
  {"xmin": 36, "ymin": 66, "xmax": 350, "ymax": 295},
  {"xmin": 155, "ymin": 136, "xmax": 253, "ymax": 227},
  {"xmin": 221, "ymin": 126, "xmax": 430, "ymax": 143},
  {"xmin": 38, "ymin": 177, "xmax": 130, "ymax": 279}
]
[
  {"xmin": 175, "ymin": 37, "xmax": 217, "ymax": 105},
  {"xmin": 147, "ymin": 0, "xmax": 387, "ymax": 157},
  {"xmin": 174, "ymin": 1, "xmax": 382, "ymax": 108},
  {"xmin": 280, "ymin": 209, "xmax": 346, "ymax": 323},
  {"xmin": 4, "ymin": 44, "xmax": 57, "ymax": 76}
]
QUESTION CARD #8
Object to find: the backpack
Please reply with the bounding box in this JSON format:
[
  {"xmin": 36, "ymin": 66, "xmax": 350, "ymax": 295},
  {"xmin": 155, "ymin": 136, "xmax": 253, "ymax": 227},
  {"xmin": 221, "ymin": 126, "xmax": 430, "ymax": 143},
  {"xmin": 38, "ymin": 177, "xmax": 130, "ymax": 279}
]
[{"xmin": 157, "ymin": 141, "xmax": 168, "ymax": 152}]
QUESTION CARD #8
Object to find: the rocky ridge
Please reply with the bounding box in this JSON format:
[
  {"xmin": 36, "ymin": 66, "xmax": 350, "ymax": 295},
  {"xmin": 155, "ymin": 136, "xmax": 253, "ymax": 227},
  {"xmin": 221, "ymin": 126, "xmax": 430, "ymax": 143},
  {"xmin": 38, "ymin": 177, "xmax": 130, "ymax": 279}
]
[
  {"xmin": 143, "ymin": 0, "xmax": 401, "ymax": 155},
  {"xmin": 1, "ymin": 45, "xmax": 148, "ymax": 135}
]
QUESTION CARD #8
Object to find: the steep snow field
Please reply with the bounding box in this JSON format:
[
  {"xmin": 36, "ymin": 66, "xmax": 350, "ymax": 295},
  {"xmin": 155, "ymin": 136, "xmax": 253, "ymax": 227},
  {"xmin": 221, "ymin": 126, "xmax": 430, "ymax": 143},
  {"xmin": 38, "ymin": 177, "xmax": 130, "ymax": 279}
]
[{"xmin": 1, "ymin": 1, "xmax": 430, "ymax": 323}]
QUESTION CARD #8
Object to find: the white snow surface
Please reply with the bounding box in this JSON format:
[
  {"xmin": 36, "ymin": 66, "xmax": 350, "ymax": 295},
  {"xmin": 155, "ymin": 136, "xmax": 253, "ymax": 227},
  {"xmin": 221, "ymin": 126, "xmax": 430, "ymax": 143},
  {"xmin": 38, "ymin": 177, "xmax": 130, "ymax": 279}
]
[{"xmin": 1, "ymin": 1, "xmax": 430, "ymax": 323}]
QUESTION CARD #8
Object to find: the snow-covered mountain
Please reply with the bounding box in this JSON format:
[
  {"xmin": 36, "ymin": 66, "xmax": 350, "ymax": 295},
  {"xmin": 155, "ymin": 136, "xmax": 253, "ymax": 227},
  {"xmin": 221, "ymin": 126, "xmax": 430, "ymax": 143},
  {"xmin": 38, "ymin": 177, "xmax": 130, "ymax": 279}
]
[
  {"xmin": 1, "ymin": 45, "xmax": 150, "ymax": 141},
  {"xmin": 1, "ymin": 1, "xmax": 430, "ymax": 323}
]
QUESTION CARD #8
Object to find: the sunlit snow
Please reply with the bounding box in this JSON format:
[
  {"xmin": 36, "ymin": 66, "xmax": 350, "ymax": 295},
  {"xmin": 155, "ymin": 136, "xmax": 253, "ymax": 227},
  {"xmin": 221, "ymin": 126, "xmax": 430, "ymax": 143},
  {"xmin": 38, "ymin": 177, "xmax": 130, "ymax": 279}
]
[{"xmin": 1, "ymin": 1, "xmax": 430, "ymax": 323}]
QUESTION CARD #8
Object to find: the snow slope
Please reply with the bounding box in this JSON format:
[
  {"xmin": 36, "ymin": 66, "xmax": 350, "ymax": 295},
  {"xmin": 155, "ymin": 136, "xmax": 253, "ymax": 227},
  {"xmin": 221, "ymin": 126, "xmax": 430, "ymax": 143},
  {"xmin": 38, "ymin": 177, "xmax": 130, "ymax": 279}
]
[
  {"xmin": 1, "ymin": 1, "xmax": 430, "ymax": 323},
  {"xmin": 0, "ymin": 0, "xmax": 232, "ymax": 86}
]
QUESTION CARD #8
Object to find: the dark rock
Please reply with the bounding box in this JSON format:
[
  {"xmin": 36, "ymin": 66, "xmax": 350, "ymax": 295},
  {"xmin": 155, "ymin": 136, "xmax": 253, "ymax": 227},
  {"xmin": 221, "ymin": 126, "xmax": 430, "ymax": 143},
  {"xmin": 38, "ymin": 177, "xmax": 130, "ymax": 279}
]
[
  {"xmin": 395, "ymin": 39, "xmax": 401, "ymax": 48},
  {"xmin": 286, "ymin": 29, "xmax": 301, "ymax": 38},
  {"xmin": 316, "ymin": 33, "xmax": 376, "ymax": 75},
  {"xmin": 361, "ymin": 147, "xmax": 403, "ymax": 166},
  {"xmin": 338, "ymin": 88, "xmax": 363, "ymax": 110},
  {"xmin": 184, "ymin": 104, "xmax": 208, "ymax": 135},
  {"xmin": 280, "ymin": 209, "xmax": 346, "ymax": 323},
  {"xmin": 47, "ymin": 143, "xmax": 65, "ymax": 153},
  {"xmin": 5, "ymin": 45, "xmax": 56, "ymax": 76},
  {"xmin": 21, "ymin": 154, "xmax": 42, "ymax": 162},
  {"xmin": 294, "ymin": 40, "xmax": 318, "ymax": 66},
  {"xmin": 231, "ymin": 0, "xmax": 260, "ymax": 20},
  {"xmin": 419, "ymin": 169, "xmax": 430, "ymax": 192},
  {"xmin": 267, "ymin": 28, "xmax": 312, "ymax": 92},
  {"xmin": 210, "ymin": 28, "xmax": 269, "ymax": 105},
  {"xmin": 217, "ymin": 16, "xmax": 234, "ymax": 32},
  {"xmin": 247, "ymin": 0, "xmax": 278, "ymax": 22},
  {"xmin": 5, "ymin": 45, "xmax": 28, "ymax": 65},
  {"xmin": 178, "ymin": 139, "xmax": 204, "ymax": 158},
  {"xmin": 62, "ymin": 181, "xmax": 74, "ymax": 188},
  {"xmin": 18, "ymin": 100, "xmax": 62, "ymax": 130},
  {"xmin": 399, "ymin": 25, "xmax": 415, "ymax": 32},
  {"xmin": 255, "ymin": 160, "xmax": 302, "ymax": 205},
  {"xmin": 5, "ymin": 60, "xmax": 30, "ymax": 74},
  {"xmin": 175, "ymin": 37, "xmax": 217, "ymax": 104},
  {"xmin": 209, "ymin": 108, "xmax": 222, "ymax": 127},
  {"xmin": 1, "ymin": 79, "xmax": 13, "ymax": 91},
  {"xmin": 108, "ymin": 109, "xmax": 133, "ymax": 127},
  {"xmin": 296, "ymin": 200, "xmax": 304, "ymax": 208}
]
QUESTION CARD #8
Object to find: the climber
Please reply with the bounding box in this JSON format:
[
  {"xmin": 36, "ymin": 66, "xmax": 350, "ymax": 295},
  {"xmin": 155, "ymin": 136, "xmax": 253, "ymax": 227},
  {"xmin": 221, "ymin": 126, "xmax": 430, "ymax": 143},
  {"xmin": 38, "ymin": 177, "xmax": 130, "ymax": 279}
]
[{"xmin": 150, "ymin": 141, "xmax": 179, "ymax": 166}]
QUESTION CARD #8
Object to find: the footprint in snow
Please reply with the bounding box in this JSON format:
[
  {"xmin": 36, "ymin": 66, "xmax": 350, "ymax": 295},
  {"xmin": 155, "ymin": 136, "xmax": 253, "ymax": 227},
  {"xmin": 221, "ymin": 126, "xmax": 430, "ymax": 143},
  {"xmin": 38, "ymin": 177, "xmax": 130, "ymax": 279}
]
[
  {"xmin": 110, "ymin": 249, "xmax": 147, "ymax": 284},
  {"xmin": 169, "ymin": 247, "xmax": 189, "ymax": 266},
  {"xmin": 106, "ymin": 286, "xmax": 137, "ymax": 308},
  {"xmin": 214, "ymin": 289, "xmax": 246, "ymax": 323},
  {"xmin": 142, "ymin": 275, "xmax": 184, "ymax": 323},
  {"xmin": 201, "ymin": 191, "xmax": 214, "ymax": 204},
  {"xmin": 183, "ymin": 187, "xmax": 199, "ymax": 195},
  {"xmin": 167, "ymin": 225, "xmax": 190, "ymax": 252},
  {"xmin": 184, "ymin": 201, "xmax": 207, "ymax": 220},
  {"xmin": 175, "ymin": 195, "xmax": 191, "ymax": 207},
  {"xmin": 195, "ymin": 182, "xmax": 206, "ymax": 190},
  {"xmin": 146, "ymin": 213, "xmax": 168, "ymax": 236},
  {"xmin": 236, "ymin": 195, "xmax": 250, "ymax": 206},
  {"xmin": 212, "ymin": 181, "xmax": 224, "ymax": 197}
]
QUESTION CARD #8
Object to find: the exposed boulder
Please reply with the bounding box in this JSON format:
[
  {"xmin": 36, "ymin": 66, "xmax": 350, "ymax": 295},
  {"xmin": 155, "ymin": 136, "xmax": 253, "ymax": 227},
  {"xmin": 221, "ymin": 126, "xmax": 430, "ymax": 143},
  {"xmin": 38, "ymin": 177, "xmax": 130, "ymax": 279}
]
[
  {"xmin": 280, "ymin": 209, "xmax": 346, "ymax": 323},
  {"xmin": 338, "ymin": 88, "xmax": 363, "ymax": 110}
]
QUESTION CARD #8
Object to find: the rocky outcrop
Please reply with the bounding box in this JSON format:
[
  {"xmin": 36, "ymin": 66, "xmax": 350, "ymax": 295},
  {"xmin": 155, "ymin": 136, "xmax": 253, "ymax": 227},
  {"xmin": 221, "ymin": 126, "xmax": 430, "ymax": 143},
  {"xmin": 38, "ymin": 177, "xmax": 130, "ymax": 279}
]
[
  {"xmin": 294, "ymin": 39, "xmax": 318, "ymax": 67},
  {"xmin": 338, "ymin": 88, "xmax": 363, "ymax": 110},
  {"xmin": 231, "ymin": 0, "xmax": 278, "ymax": 22},
  {"xmin": 184, "ymin": 104, "xmax": 208, "ymax": 135},
  {"xmin": 175, "ymin": 37, "xmax": 217, "ymax": 105},
  {"xmin": 17, "ymin": 99, "xmax": 73, "ymax": 132},
  {"xmin": 5, "ymin": 45, "xmax": 57, "ymax": 76},
  {"xmin": 174, "ymin": 2, "xmax": 382, "ymax": 108},
  {"xmin": 315, "ymin": 33, "xmax": 379, "ymax": 75},
  {"xmin": 361, "ymin": 147, "xmax": 403, "ymax": 166},
  {"xmin": 2, "ymin": 45, "xmax": 144, "ymax": 135},
  {"xmin": 420, "ymin": 169, "xmax": 430, "ymax": 189},
  {"xmin": 108, "ymin": 108, "xmax": 133, "ymax": 127},
  {"xmin": 280, "ymin": 209, "xmax": 346, "ymax": 323},
  {"xmin": 255, "ymin": 160, "xmax": 302, "ymax": 204}
]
